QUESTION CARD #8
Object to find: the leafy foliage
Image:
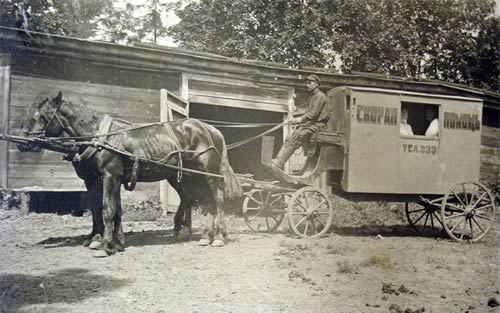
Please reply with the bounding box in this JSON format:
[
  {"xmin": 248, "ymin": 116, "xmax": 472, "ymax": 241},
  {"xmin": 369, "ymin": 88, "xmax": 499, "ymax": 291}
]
[
  {"xmin": 0, "ymin": 0, "xmax": 175, "ymax": 44},
  {"xmin": 0, "ymin": 0, "xmax": 113, "ymax": 37},
  {"xmin": 169, "ymin": 0, "xmax": 499, "ymax": 91}
]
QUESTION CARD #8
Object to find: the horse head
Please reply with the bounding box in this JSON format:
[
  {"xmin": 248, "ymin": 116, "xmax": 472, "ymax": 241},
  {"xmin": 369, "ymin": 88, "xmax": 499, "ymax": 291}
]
[{"xmin": 18, "ymin": 91, "xmax": 65, "ymax": 152}]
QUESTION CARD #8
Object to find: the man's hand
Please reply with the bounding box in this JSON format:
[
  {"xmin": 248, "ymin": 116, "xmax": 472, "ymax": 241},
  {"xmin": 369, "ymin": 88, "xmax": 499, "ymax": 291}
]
[{"xmin": 289, "ymin": 117, "xmax": 302, "ymax": 124}]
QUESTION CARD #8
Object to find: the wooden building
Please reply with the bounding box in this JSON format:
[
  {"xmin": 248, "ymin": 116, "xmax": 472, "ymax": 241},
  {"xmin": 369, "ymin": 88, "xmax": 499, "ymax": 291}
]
[{"xmin": 0, "ymin": 26, "xmax": 498, "ymax": 211}]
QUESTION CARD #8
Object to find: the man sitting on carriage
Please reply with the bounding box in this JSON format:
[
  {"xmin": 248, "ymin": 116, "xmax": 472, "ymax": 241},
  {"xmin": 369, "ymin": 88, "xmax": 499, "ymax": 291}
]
[{"xmin": 271, "ymin": 74, "xmax": 330, "ymax": 172}]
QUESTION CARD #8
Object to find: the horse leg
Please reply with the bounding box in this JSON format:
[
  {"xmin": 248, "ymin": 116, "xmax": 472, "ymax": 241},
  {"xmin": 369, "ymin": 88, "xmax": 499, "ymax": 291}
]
[
  {"xmin": 198, "ymin": 176, "xmax": 226, "ymax": 247},
  {"xmin": 211, "ymin": 184, "xmax": 227, "ymax": 247},
  {"xmin": 84, "ymin": 177, "xmax": 104, "ymax": 250},
  {"xmin": 94, "ymin": 174, "xmax": 120, "ymax": 258},
  {"xmin": 184, "ymin": 200, "xmax": 193, "ymax": 240},
  {"xmin": 173, "ymin": 200, "xmax": 185, "ymax": 237},
  {"xmin": 113, "ymin": 189, "xmax": 125, "ymax": 252}
]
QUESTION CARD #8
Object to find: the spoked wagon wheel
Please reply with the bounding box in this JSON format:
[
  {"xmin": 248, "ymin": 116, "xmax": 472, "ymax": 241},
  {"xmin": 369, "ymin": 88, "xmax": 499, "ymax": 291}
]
[
  {"xmin": 441, "ymin": 181, "xmax": 497, "ymax": 242},
  {"xmin": 405, "ymin": 201, "xmax": 444, "ymax": 235},
  {"xmin": 287, "ymin": 187, "xmax": 333, "ymax": 238},
  {"xmin": 242, "ymin": 189, "xmax": 288, "ymax": 233}
]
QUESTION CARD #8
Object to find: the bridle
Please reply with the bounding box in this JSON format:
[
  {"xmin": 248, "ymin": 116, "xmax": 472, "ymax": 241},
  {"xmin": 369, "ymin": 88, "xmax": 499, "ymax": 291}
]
[{"xmin": 24, "ymin": 100, "xmax": 77, "ymax": 138}]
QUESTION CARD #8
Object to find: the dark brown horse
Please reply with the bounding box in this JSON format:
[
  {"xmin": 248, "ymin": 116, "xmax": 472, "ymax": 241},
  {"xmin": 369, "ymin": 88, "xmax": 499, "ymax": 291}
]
[{"xmin": 18, "ymin": 91, "xmax": 243, "ymax": 257}]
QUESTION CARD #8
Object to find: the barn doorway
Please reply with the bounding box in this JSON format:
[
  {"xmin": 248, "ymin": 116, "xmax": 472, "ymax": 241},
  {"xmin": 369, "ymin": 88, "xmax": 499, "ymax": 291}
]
[{"xmin": 189, "ymin": 103, "xmax": 284, "ymax": 180}]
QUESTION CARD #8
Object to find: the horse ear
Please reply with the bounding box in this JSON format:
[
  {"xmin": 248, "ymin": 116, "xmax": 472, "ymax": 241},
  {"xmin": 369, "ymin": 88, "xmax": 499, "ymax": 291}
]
[
  {"xmin": 38, "ymin": 98, "xmax": 48, "ymax": 109},
  {"xmin": 53, "ymin": 91, "xmax": 63, "ymax": 108}
]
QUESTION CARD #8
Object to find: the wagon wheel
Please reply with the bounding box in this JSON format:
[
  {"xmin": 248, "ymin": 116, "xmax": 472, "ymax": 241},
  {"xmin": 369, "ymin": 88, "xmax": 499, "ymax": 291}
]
[
  {"xmin": 287, "ymin": 187, "xmax": 333, "ymax": 238},
  {"xmin": 242, "ymin": 189, "xmax": 288, "ymax": 233},
  {"xmin": 405, "ymin": 202, "xmax": 445, "ymax": 235},
  {"xmin": 441, "ymin": 181, "xmax": 497, "ymax": 242}
]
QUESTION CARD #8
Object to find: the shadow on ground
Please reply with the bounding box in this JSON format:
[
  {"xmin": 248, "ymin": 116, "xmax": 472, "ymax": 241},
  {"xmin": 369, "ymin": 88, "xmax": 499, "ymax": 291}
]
[
  {"xmin": 330, "ymin": 224, "xmax": 449, "ymax": 239},
  {"xmin": 0, "ymin": 268, "xmax": 129, "ymax": 313},
  {"xmin": 36, "ymin": 229, "xmax": 201, "ymax": 249}
]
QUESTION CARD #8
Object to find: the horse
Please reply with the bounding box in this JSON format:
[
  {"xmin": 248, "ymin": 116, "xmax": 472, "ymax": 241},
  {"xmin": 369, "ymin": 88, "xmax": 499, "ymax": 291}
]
[{"xmin": 18, "ymin": 91, "xmax": 243, "ymax": 257}]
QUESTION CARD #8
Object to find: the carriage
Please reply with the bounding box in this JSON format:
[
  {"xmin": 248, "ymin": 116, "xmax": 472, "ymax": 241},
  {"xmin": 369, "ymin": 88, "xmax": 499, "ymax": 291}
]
[{"xmin": 241, "ymin": 86, "xmax": 497, "ymax": 242}]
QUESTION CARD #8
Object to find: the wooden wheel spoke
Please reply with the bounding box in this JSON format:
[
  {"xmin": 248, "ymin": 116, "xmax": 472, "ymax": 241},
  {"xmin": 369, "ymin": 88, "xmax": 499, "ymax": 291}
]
[
  {"xmin": 462, "ymin": 184, "xmax": 470, "ymax": 206},
  {"xmin": 413, "ymin": 211, "xmax": 427, "ymax": 224},
  {"xmin": 295, "ymin": 216, "xmax": 307, "ymax": 228},
  {"xmin": 471, "ymin": 217, "xmax": 486, "ymax": 233},
  {"xmin": 304, "ymin": 220, "xmax": 310, "ymax": 235},
  {"xmin": 468, "ymin": 218, "xmax": 474, "ymax": 239},
  {"xmin": 430, "ymin": 212, "xmax": 435, "ymax": 229},
  {"xmin": 432, "ymin": 212, "xmax": 445, "ymax": 228},
  {"xmin": 265, "ymin": 217, "xmax": 270, "ymax": 229},
  {"xmin": 460, "ymin": 218, "xmax": 467, "ymax": 240},
  {"xmin": 445, "ymin": 202, "xmax": 465, "ymax": 212},
  {"xmin": 452, "ymin": 191, "xmax": 467, "ymax": 208},
  {"xmin": 294, "ymin": 199, "xmax": 308, "ymax": 212},
  {"xmin": 445, "ymin": 213, "xmax": 465, "ymax": 219},
  {"xmin": 270, "ymin": 215, "xmax": 279, "ymax": 224},
  {"xmin": 248, "ymin": 194, "xmax": 263, "ymax": 206},
  {"xmin": 450, "ymin": 218, "xmax": 464, "ymax": 233},
  {"xmin": 311, "ymin": 198, "xmax": 327, "ymax": 212},
  {"xmin": 472, "ymin": 192, "xmax": 488, "ymax": 208},
  {"xmin": 475, "ymin": 204, "xmax": 492, "ymax": 212},
  {"xmin": 474, "ymin": 214, "xmax": 492, "ymax": 222},
  {"xmin": 247, "ymin": 210, "xmax": 262, "ymax": 221},
  {"xmin": 302, "ymin": 193, "xmax": 310, "ymax": 209},
  {"xmin": 313, "ymin": 215, "xmax": 326, "ymax": 227},
  {"xmin": 423, "ymin": 213, "xmax": 430, "ymax": 228}
]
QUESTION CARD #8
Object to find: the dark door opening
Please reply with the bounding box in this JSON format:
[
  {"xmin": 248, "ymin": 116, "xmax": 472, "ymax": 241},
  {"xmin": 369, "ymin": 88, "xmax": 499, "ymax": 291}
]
[{"xmin": 189, "ymin": 103, "xmax": 284, "ymax": 180}]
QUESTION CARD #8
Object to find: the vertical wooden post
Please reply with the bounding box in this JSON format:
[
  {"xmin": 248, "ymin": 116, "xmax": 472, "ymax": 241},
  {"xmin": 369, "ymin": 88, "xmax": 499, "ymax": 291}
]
[
  {"xmin": 160, "ymin": 89, "xmax": 169, "ymax": 216},
  {"xmin": 179, "ymin": 73, "xmax": 189, "ymax": 109},
  {"xmin": 0, "ymin": 53, "xmax": 11, "ymax": 189},
  {"xmin": 283, "ymin": 87, "xmax": 295, "ymax": 173}
]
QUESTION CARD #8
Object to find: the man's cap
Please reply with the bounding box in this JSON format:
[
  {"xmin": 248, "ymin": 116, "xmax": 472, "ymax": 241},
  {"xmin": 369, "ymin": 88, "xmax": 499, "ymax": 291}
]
[{"xmin": 306, "ymin": 74, "xmax": 321, "ymax": 86}]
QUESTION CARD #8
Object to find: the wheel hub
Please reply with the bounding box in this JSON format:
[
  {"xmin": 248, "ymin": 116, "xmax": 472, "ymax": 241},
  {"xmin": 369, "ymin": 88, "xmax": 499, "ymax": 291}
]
[{"xmin": 464, "ymin": 206, "xmax": 475, "ymax": 218}]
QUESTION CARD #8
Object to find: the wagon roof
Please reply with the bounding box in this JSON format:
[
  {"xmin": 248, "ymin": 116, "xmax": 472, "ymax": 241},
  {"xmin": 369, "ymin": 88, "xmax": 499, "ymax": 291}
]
[{"xmin": 338, "ymin": 86, "xmax": 484, "ymax": 103}]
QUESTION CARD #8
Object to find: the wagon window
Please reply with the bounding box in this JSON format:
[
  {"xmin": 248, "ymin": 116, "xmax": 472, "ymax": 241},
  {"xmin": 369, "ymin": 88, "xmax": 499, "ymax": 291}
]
[{"xmin": 400, "ymin": 102, "xmax": 439, "ymax": 137}]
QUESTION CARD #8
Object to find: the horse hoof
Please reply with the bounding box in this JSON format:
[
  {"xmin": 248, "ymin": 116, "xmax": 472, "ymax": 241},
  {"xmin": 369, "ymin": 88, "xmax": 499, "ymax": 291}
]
[
  {"xmin": 198, "ymin": 239, "xmax": 210, "ymax": 246},
  {"xmin": 93, "ymin": 250, "xmax": 109, "ymax": 258},
  {"xmin": 211, "ymin": 239, "xmax": 225, "ymax": 247},
  {"xmin": 88, "ymin": 240, "xmax": 103, "ymax": 250},
  {"xmin": 82, "ymin": 238, "xmax": 91, "ymax": 247}
]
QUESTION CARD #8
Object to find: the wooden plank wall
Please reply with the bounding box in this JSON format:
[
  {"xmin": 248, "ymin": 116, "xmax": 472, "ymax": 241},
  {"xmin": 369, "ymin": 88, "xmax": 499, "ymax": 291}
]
[
  {"xmin": 8, "ymin": 75, "xmax": 161, "ymax": 190},
  {"xmin": 188, "ymin": 73, "xmax": 291, "ymax": 113}
]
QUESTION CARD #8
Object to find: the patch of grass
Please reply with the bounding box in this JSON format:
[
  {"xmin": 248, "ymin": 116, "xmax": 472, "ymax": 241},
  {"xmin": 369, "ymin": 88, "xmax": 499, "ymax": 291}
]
[
  {"xmin": 336, "ymin": 260, "xmax": 358, "ymax": 274},
  {"xmin": 360, "ymin": 254, "xmax": 392, "ymax": 270}
]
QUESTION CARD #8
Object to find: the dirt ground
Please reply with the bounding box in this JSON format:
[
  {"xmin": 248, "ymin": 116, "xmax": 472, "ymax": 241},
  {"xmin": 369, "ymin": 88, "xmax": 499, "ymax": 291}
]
[{"xmin": 0, "ymin": 197, "xmax": 498, "ymax": 313}]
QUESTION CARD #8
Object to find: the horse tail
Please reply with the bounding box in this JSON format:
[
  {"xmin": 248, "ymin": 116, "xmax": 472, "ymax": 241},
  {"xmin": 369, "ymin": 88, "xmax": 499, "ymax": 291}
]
[{"xmin": 219, "ymin": 140, "xmax": 243, "ymax": 202}]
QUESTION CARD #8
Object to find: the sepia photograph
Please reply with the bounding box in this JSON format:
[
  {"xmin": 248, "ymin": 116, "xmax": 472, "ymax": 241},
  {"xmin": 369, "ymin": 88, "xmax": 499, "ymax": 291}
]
[{"xmin": 0, "ymin": 0, "xmax": 498, "ymax": 312}]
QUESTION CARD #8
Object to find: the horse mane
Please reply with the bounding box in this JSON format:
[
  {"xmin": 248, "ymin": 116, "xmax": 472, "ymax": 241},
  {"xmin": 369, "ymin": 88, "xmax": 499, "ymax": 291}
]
[{"xmin": 61, "ymin": 100, "xmax": 102, "ymax": 134}]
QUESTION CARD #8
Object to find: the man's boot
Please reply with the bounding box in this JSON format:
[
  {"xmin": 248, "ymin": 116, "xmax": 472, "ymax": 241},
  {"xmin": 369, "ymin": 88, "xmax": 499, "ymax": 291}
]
[{"xmin": 270, "ymin": 144, "xmax": 297, "ymax": 170}]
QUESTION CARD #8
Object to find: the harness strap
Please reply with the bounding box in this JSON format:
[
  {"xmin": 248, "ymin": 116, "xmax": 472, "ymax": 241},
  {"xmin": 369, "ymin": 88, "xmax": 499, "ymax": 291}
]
[
  {"xmin": 164, "ymin": 123, "xmax": 184, "ymax": 182},
  {"xmin": 123, "ymin": 156, "xmax": 139, "ymax": 191},
  {"xmin": 71, "ymin": 114, "xmax": 113, "ymax": 162}
]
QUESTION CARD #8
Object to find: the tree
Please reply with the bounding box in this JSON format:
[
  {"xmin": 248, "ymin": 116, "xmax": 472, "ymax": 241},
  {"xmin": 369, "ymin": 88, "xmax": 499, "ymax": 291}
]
[
  {"xmin": 0, "ymin": 0, "xmax": 113, "ymax": 38},
  {"xmin": 0, "ymin": 0, "xmax": 174, "ymax": 45},
  {"xmin": 169, "ymin": 0, "xmax": 499, "ymax": 92}
]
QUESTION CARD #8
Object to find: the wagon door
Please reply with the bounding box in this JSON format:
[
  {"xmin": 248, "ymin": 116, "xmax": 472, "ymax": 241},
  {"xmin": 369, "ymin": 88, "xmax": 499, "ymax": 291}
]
[{"xmin": 160, "ymin": 88, "xmax": 189, "ymax": 214}]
